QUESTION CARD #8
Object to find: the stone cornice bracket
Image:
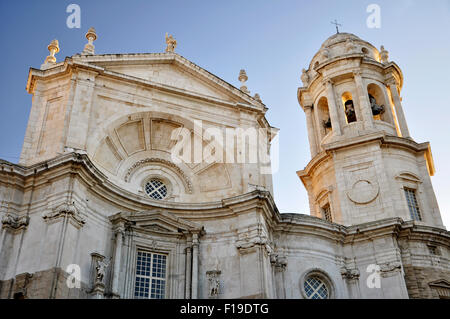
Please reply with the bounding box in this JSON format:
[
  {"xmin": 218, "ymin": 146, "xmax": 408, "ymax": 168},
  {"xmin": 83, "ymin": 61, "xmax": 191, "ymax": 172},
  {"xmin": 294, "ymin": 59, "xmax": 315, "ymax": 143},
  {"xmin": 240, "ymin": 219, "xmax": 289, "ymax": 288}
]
[
  {"xmin": 2, "ymin": 213, "xmax": 29, "ymax": 231},
  {"xmin": 379, "ymin": 261, "xmax": 403, "ymax": 277},
  {"xmin": 82, "ymin": 27, "xmax": 97, "ymax": 55},
  {"xmin": 340, "ymin": 267, "xmax": 360, "ymax": 281},
  {"xmin": 43, "ymin": 202, "xmax": 85, "ymax": 227}
]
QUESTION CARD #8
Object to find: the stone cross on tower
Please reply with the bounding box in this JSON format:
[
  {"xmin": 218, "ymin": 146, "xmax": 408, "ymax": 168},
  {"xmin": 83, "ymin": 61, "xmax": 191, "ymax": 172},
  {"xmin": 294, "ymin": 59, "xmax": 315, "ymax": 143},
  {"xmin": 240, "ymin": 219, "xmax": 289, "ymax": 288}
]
[{"xmin": 331, "ymin": 19, "xmax": 342, "ymax": 34}]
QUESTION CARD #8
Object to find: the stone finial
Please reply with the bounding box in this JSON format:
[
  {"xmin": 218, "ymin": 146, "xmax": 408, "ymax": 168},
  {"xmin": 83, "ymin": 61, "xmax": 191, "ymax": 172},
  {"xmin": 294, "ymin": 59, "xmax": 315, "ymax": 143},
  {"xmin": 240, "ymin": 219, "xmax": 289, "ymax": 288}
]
[
  {"xmin": 42, "ymin": 39, "xmax": 60, "ymax": 67},
  {"xmin": 165, "ymin": 33, "xmax": 177, "ymax": 53},
  {"xmin": 238, "ymin": 69, "xmax": 249, "ymax": 94},
  {"xmin": 301, "ymin": 68, "xmax": 310, "ymax": 86},
  {"xmin": 380, "ymin": 45, "xmax": 389, "ymax": 63},
  {"xmin": 254, "ymin": 93, "xmax": 262, "ymax": 102},
  {"xmin": 82, "ymin": 27, "xmax": 97, "ymax": 55}
]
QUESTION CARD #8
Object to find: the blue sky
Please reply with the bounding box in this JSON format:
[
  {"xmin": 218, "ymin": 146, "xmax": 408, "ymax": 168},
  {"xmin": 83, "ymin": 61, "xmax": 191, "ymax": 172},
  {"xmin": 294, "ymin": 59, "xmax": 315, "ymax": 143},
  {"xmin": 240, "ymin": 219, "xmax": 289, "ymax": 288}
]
[{"xmin": 0, "ymin": 0, "xmax": 449, "ymax": 227}]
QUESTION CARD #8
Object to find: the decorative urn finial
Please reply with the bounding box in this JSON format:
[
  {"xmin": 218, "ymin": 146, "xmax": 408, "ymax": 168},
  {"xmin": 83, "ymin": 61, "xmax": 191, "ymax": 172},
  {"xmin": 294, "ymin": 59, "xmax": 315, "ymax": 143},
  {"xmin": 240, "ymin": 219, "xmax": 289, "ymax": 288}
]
[
  {"xmin": 165, "ymin": 33, "xmax": 177, "ymax": 53},
  {"xmin": 238, "ymin": 69, "xmax": 249, "ymax": 94},
  {"xmin": 82, "ymin": 27, "xmax": 97, "ymax": 55},
  {"xmin": 41, "ymin": 39, "xmax": 60, "ymax": 69}
]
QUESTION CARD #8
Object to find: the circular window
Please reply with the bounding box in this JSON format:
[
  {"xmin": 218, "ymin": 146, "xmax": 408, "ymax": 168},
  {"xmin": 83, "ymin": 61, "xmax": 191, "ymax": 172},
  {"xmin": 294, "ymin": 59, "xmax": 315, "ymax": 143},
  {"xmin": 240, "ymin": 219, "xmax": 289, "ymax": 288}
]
[
  {"xmin": 144, "ymin": 179, "xmax": 168, "ymax": 200},
  {"xmin": 304, "ymin": 276, "xmax": 329, "ymax": 299}
]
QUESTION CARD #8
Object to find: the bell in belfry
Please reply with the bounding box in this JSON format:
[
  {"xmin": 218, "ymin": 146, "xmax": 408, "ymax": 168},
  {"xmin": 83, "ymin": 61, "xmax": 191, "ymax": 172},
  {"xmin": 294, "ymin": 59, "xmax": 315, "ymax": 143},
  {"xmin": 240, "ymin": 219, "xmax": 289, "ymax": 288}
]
[{"xmin": 369, "ymin": 94, "xmax": 385, "ymax": 115}]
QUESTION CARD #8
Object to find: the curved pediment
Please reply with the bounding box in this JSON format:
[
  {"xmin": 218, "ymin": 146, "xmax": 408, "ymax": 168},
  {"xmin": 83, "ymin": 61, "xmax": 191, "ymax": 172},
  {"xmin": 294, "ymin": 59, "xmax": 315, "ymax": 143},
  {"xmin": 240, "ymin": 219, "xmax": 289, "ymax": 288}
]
[{"xmin": 395, "ymin": 171, "xmax": 422, "ymax": 183}]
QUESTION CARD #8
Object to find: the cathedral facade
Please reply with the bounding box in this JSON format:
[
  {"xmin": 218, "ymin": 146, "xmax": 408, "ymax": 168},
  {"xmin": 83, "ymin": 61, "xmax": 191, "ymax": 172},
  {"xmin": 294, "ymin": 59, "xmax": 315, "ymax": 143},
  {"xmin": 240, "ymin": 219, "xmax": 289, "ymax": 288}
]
[{"xmin": 0, "ymin": 30, "xmax": 449, "ymax": 299}]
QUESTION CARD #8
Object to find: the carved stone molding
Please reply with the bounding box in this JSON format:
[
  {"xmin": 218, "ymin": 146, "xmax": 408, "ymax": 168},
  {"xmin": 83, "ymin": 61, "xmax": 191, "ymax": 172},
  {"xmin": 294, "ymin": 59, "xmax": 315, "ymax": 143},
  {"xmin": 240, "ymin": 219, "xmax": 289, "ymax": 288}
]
[
  {"xmin": 235, "ymin": 236, "xmax": 269, "ymax": 254},
  {"xmin": 124, "ymin": 158, "xmax": 193, "ymax": 193},
  {"xmin": 270, "ymin": 253, "xmax": 287, "ymax": 271},
  {"xmin": 340, "ymin": 267, "xmax": 360, "ymax": 281},
  {"xmin": 379, "ymin": 261, "xmax": 402, "ymax": 277},
  {"xmin": 429, "ymin": 280, "xmax": 450, "ymax": 299},
  {"xmin": 2, "ymin": 213, "xmax": 29, "ymax": 231},
  {"xmin": 43, "ymin": 203, "xmax": 85, "ymax": 227}
]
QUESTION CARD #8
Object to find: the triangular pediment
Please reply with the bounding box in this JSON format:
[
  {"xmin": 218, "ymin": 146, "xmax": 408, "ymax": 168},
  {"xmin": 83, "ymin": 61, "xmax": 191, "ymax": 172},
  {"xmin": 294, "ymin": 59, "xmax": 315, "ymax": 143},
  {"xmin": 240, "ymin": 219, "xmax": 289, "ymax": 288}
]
[{"xmin": 73, "ymin": 53, "xmax": 264, "ymax": 108}]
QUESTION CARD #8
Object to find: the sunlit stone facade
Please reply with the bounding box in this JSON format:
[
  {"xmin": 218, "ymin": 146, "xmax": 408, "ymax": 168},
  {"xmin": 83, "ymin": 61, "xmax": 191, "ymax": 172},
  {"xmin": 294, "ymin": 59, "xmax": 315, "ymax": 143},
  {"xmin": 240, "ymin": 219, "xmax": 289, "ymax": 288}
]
[{"xmin": 0, "ymin": 32, "xmax": 449, "ymax": 299}]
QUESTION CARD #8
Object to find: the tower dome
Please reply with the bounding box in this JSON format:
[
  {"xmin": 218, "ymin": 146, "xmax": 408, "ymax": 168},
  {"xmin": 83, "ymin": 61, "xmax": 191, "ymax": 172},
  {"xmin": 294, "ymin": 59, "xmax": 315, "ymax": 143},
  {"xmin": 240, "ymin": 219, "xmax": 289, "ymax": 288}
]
[{"xmin": 307, "ymin": 33, "xmax": 381, "ymax": 71}]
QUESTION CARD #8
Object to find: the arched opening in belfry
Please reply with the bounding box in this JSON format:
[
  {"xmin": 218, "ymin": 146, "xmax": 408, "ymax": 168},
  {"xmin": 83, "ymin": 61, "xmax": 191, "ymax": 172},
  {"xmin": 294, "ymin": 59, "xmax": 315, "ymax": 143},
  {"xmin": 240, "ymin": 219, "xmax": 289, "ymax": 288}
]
[
  {"xmin": 341, "ymin": 92, "xmax": 357, "ymax": 124},
  {"xmin": 367, "ymin": 83, "xmax": 390, "ymax": 123},
  {"xmin": 317, "ymin": 96, "xmax": 332, "ymax": 137}
]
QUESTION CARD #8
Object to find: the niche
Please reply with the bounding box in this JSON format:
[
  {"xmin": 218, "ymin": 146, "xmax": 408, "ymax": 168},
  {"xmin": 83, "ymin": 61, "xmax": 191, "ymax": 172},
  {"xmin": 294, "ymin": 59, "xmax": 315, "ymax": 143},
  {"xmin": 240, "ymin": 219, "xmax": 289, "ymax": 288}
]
[
  {"xmin": 367, "ymin": 83, "xmax": 390, "ymax": 123},
  {"xmin": 342, "ymin": 92, "xmax": 357, "ymax": 124},
  {"xmin": 318, "ymin": 96, "xmax": 332, "ymax": 136}
]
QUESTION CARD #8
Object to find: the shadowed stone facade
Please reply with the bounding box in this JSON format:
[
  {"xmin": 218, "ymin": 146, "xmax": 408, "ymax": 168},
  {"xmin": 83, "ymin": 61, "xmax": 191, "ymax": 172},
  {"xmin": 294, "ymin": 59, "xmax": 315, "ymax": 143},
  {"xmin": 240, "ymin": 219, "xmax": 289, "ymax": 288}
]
[{"xmin": 0, "ymin": 32, "xmax": 448, "ymax": 299}]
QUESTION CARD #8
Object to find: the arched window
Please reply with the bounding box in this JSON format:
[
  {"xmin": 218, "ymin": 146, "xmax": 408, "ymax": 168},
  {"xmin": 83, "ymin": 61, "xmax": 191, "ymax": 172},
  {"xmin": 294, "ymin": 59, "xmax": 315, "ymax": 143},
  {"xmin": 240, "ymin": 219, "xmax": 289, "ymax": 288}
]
[
  {"xmin": 367, "ymin": 83, "xmax": 391, "ymax": 123},
  {"xmin": 342, "ymin": 92, "xmax": 357, "ymax": 124},
  {"xmin": 317, "ymin": 97, "xmax": 331, "ymax": 136}
]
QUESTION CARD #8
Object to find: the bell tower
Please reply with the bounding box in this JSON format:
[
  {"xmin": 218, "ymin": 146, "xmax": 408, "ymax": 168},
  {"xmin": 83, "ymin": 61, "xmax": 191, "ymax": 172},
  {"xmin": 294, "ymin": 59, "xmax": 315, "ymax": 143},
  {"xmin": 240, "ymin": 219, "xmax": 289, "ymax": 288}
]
[{"xmin": 297, "ymin": 33, "xmax": 444, "ymax": 228}]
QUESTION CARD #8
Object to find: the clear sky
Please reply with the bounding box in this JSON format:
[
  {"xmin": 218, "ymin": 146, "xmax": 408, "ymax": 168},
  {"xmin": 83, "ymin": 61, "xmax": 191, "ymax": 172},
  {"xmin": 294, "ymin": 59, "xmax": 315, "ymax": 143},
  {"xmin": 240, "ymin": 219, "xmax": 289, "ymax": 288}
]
[{"xmin": 0, "ymin": 0, "xmax": 449, "ymax": 228}]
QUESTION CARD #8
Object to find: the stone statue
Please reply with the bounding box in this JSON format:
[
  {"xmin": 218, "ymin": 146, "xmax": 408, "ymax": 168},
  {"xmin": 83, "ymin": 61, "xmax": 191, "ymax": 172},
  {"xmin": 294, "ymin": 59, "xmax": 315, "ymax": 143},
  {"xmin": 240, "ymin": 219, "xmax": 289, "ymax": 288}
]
[
  {"xmin": 165, "ymin": 33, "xmax": 177, "ymax": 53},
  {"xmin": 345, "ymin": 100, "xmax": 356, "ymax": 123},
  {"xmin": 380, "ymin": 45, "xmax": 389, "ymax": 63},
  {"xmin": 209, "ymin": 275, "xmax": 220, "ymax": 297},
  {"xmin": 206, "ymin": 269, "xmax": 221, "ymax": 298},
  {"xmin": 369, "ymin": 94, "xmax": 385, "ymax": 115},
  {"xmin": 95, "ymin": 258, "xmax": 109, "ymax": 284},
  {"xmin": 301, "ymin": 68, "xmax": 309, "ymax": 86}
]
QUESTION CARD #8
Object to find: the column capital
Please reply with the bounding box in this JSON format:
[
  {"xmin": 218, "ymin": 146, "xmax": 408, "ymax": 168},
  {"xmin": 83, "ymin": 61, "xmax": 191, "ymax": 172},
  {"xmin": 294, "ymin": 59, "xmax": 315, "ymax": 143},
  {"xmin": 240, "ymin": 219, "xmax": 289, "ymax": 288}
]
[{"xmin": 386, "ymin": 78, "xmax": 399, "ymax": 88}]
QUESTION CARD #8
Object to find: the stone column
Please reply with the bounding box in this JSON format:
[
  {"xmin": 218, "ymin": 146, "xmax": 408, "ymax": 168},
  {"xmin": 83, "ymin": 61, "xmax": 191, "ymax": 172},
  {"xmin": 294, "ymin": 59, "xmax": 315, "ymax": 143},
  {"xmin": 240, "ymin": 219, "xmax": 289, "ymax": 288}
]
[
  {"xmin": 353, "ymin": 71, "xmax": 375, "ymax": 129},
  {"xmin": 325, "ymin": 80, "xmax": 342, "ymax": 135},
  {"xmin": 185, "ymin": 246, "xmax": 192, "ymax": 299},
  {"xmin": 191, "ymin": 233, "xmax": 199, "ymax": 299},
  {"xmin": 111, "ymin": 227, "xmax": 124, "ymax": 298},
  {"xmin": 388, "ymin": 81, "xmax": 410, "ymax": 138},
  {"xmin": 304, "ymin": 105, "xmax": 318, "ymax": 156}
]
